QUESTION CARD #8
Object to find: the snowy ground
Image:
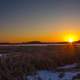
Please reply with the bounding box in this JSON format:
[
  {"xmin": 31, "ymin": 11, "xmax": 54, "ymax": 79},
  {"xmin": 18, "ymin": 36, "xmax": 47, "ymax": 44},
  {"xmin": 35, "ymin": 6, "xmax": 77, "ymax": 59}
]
[{"xmin": 26, "ymin": 64, "xmax": 80, "ymax": 80}]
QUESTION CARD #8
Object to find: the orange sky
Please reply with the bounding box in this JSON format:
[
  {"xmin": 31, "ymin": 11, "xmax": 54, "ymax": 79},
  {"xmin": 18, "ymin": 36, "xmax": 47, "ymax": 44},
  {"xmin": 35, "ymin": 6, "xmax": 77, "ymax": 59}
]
[{"xmin": 0, "ymin": 31, "xmax": 79, "ymax": 43}]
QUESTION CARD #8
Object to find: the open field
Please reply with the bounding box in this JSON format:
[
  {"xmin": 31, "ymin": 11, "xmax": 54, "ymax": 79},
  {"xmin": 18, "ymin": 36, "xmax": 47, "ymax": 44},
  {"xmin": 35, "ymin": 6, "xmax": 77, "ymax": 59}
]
[{"xmin": 0, "ymin": 44, "xmax": 80, "ymax": 80}]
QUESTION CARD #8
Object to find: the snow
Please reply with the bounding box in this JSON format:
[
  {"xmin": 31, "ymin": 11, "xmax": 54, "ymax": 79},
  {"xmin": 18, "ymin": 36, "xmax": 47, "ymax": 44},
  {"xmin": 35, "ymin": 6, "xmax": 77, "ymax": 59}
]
[
  {"xmin": 26, "ymin": 63, "xmax": 80, "ymax": 80},
  {"xmin": 0, "ymin": 54, "xmax": 2, "ymax": 57},
  {"xmin": 57, "ymin": 63, "xmax": 77, "ymax": 69},
  {"xmin": 26, "ymin": 71, "xmax": 80, "ymax": 80},
  {"xmin": 27, "ymin": 71, "xmax": 60, "ymax": 80},
  {"xmin": 61, "ymin": 72, "xmax": 80, "ymax": 80}
]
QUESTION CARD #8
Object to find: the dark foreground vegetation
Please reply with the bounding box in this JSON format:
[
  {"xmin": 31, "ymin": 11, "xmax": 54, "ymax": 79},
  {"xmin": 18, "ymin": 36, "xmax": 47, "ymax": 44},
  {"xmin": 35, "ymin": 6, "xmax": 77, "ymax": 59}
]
[{"xmin": 0, "ymin": 44, "xmax": 80, "ymax": 80}]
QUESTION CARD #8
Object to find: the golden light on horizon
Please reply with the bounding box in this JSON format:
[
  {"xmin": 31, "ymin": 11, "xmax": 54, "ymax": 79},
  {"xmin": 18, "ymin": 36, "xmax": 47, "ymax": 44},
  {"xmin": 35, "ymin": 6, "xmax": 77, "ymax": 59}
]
[{"xmin": 64, "ymin": 33, "xmax": 79, "ymax": 43}]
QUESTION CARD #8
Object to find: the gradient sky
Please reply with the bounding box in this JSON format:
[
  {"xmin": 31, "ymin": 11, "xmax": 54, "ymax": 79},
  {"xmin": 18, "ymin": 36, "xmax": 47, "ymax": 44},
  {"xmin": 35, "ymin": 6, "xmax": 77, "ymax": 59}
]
[{"xmin": 0, "ymin": 0, "xmax": 80, "ymax": 42}]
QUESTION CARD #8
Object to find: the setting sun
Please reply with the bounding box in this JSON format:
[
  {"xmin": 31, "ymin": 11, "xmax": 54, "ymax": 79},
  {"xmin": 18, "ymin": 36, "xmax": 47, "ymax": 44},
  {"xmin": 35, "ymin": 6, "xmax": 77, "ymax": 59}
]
[
  {"xmin": 64, "ymin": 34, "xmax": 79, "ymax": 43},
  {"xmin": 68, "ymin": 38, "xmax": 74, "ymax": 43}
]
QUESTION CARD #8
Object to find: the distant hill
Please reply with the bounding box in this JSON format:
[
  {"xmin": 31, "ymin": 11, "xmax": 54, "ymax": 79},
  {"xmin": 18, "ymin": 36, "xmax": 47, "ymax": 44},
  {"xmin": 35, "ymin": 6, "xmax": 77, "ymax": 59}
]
[
  {"xmin": 0, "ymin": 42, "xmax": 11, "ymax": 45},
  {"xmin": 22, "ymin": 41, "xmax": 42, "ymax": 44},
  {"xmin": 74, "ymin": 40, "xmax": 80, "ymax": 43},
  {"xmin": 21, "ymin": 41, "xmax": 69, "ymax": 44},
  {"xmin": 0, "ymin": 40, "xmax": 80, "ymax": 45}
]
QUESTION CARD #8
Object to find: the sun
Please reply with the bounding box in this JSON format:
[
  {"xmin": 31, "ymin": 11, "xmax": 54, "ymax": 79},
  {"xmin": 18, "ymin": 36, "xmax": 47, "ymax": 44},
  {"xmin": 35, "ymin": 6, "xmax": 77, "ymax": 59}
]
[
  {"xmin": 64, "ymin": 34, "xmax": 78, "ymax": 43},
  {"xmin": 68, "ymin": 38, "xmax": 74, "ymax": 43}
]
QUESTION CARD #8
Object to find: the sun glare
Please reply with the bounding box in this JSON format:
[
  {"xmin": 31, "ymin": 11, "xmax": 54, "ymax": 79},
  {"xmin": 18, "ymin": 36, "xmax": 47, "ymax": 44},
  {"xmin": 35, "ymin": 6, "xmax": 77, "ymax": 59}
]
[
  {"xmin": 64, "ymin": 34, "xmax": 78, "ymax": 43},
  {"xmin": 68, "ymin": 38, "xmax": 74, "ymax": 43}
]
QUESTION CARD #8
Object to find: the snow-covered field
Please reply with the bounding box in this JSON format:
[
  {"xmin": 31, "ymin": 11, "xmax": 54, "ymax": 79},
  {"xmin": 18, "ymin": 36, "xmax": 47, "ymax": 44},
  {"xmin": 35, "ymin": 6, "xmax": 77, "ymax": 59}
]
[{"xmin": 26, "ymin": 64, "xmax": 80, "ymax": 80}]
